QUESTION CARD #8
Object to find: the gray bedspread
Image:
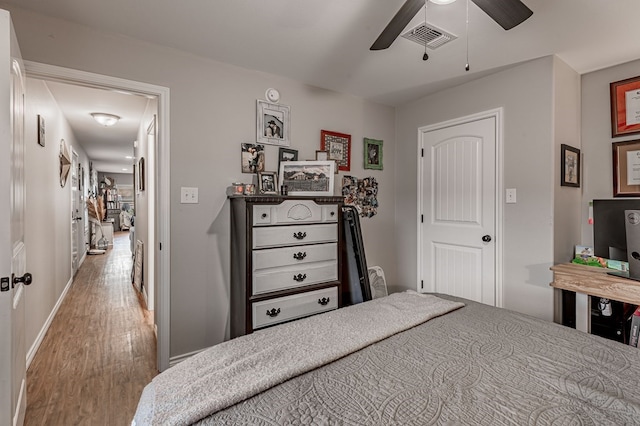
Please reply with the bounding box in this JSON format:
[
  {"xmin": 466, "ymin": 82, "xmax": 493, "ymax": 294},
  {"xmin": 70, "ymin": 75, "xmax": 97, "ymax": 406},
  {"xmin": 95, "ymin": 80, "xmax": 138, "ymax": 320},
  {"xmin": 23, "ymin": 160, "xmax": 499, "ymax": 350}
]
[
  {"xmin": 195, "ymin": 295, "xmax": 640, "ymax": 425},
  {"xmin": 134, "ymin": 292, "xmax": 463, "ymax": 425}
]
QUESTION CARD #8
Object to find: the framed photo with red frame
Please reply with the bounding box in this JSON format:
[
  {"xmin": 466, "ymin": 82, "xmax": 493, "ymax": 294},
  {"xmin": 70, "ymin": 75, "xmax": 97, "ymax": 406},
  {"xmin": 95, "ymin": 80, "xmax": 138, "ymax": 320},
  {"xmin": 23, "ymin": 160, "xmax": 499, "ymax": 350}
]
[
  {"xmin": 610, "ymin": 76, "xmax": 640, "ymax": 137},
  {"xmin": 320, "ymin": 130, "xmax": 351, "ymax": 172}
]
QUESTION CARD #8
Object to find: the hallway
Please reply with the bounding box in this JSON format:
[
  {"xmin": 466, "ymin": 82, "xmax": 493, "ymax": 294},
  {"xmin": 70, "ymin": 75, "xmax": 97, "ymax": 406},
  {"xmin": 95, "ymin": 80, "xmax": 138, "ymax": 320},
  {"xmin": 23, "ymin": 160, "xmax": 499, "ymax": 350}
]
[{"xmin": 24, "ymin": 232, "xmax": 158, "ymax": 425}]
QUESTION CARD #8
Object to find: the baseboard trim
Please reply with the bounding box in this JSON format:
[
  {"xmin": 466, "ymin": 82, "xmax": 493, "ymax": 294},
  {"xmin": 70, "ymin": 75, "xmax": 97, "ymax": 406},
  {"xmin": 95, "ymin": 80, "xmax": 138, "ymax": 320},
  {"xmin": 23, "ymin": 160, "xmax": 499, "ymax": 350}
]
[
  {"xmin": 26, "ymin": 276, "xmax": 73, "ymax": 369},
  {"xmin": 169, "ymin": 348, "xmax": 209, "ymax": 368}
]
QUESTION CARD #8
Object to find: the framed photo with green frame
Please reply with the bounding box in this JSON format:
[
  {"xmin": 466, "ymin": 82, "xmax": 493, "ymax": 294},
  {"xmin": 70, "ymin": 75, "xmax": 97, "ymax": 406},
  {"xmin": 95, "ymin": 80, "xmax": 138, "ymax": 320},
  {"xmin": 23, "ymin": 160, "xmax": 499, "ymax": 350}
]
[{"xmin": 364, "ymin": 138, "xmax": 383, "ymax": 170}]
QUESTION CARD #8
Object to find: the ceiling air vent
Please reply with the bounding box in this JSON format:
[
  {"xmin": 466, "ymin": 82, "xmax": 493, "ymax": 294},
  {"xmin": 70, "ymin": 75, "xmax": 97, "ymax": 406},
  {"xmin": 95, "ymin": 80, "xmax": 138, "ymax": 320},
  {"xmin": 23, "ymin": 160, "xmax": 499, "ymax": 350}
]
[{"xmin": 401, "ymin": 22, "xmax": 457, "ymax": 49}]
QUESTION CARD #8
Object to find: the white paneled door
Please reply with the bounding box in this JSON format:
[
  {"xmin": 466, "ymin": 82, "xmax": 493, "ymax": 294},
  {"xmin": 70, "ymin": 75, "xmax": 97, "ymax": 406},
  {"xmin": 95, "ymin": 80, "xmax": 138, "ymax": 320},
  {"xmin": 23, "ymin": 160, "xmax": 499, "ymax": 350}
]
[
  {"xmin": 419, "ymin": 112, "xmax": 499, "ymax": 306},
  {"xmin": 0, "ymin": 10, "xmax": 27, "ymax": 426},
  {"xmin": 72, "ymin": 151, "xmax": 79, "ymax": 275}
]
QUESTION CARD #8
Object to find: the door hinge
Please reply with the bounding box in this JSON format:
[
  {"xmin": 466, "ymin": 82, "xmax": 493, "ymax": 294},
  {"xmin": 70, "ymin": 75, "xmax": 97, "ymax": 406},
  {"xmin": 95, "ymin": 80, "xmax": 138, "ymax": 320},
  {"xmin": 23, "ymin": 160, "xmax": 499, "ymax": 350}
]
[
  {"xmin": 159, "ymin": 242, "xmax": 162, "ymax": 250},
  {"xmin": 421, "ymin": 214, "xmax": 424, "ymax": 223},
  {"xmin": 421, "ymin": 148, "xmax": 424, "ymax": 157},
  {"xmin": 1, "ymin": 277, "xmax": 9, "ymax": 292},
  {"xmin": 420, "ymin": 280, "xmax": 424, "ymax": 289}
]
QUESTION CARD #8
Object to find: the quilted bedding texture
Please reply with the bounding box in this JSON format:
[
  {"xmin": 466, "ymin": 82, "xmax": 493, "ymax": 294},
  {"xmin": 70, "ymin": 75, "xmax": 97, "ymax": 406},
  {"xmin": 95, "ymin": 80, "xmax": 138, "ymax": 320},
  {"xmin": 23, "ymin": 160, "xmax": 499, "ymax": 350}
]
[
  {"xmin": 133, "ymin": 292, "xmax": 464, "ymax": 425},
  {"xmin": 196, "ymin": 296, "xmax": 640, "ymax": 425}
]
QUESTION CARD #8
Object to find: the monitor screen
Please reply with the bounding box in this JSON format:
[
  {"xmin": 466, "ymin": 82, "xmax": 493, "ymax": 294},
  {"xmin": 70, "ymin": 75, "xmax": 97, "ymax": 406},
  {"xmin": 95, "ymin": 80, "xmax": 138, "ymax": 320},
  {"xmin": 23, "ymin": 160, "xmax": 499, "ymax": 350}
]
[{"xmin": 592, "ymin": 199, "xmax": 640, "ymax": 261}]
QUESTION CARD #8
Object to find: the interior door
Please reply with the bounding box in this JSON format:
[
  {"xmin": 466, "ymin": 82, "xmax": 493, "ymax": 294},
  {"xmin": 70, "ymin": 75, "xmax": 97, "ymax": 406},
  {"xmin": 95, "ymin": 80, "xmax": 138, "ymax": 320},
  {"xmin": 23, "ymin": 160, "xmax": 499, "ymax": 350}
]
[
  {"xmin": 71, "ymin": 151, "xmax": 79, "ymax": 275},
  {"xmin": 147, "ymin": 115, "xmax": 156, "ymax": 311},
  {"xmin": 419, "ymin": 114, "xmax": 497, "ymax": 305},
  {"xmin": 0, "ymin": 11, "xmax": 28, "ymax": 426}
]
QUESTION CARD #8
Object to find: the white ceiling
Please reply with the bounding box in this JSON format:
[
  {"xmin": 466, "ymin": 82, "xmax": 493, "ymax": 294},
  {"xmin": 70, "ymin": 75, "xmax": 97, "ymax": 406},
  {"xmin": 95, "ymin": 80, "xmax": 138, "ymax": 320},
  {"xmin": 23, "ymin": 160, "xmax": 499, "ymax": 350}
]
[
  {"xmin": 44, "ymin": 81, "xmax": 150, "ymax": 174},
  {"xmin": 10, "ymin": 0, "xmax": 640, "ymax": 171}
]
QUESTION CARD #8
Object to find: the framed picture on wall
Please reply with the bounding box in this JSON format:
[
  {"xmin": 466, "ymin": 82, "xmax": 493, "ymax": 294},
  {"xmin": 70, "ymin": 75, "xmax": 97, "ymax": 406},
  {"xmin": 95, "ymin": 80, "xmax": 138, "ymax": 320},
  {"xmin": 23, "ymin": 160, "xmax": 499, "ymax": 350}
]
[
  {"xmin": 560, "ymin": 144, "xmax": 580, "ymax": 188},
  {"xmin": 37, "ymin": 115, "xmax": 45, "ymax": 147},
  {"xmin": 257, "ymin": 100, "xmax": 290, "ymax": 146},
  {"xmin": 364, "ymin": 138, "xmax": 383, "ymax": 170},
  {"xmin": 138, "ymin": 157, "xmax": 145, "ymax": 191},
  {"xmin": 321, "ymin": 130, "xmax": 351, "ymax": 171},
  {"xmin": 241, "ymin": 143, "xmax": 265, "ymax": 173},
  {"xmin": 612, "ymin": 139, "xmax": 640, "ymax": 196},
  {"xmin": 611, "ymin": 76, "xmax": 640, "ymax": 138}
]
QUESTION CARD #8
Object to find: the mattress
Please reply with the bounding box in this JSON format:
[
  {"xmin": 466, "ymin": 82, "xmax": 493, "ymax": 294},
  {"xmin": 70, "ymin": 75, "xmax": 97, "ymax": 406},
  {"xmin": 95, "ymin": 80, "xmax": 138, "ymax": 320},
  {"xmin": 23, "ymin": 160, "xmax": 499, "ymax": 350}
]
[{"xmin": 135, "ymin": 294, "xmax": 640, "ymax": 425}]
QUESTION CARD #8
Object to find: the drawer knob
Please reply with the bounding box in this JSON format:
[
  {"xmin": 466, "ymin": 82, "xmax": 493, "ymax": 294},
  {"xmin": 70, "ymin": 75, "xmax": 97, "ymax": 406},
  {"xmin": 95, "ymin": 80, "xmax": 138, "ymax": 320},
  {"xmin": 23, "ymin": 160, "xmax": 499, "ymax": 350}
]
[
  {"xmin": 261, "ymin": 213, "xmax": 268, "ymax": 219},
  {"xmin": 318, "ymin": 297, "xmax": 330, "ymax": 306},
  {"xmin": 266, "ymin": 308, "xmax": 281, "ymax": 318},
  {"xmin": 330, "ymin": 211, "xmax": 335, "ymax": 217},
  {"xmin": 293, "ymin": 231, "xmax": 307, "ymax": 240},
  {"xmin": 293, "ymin": 273, "xmax": 307, "ymax": 282},
  {"xmin": 293, "ymin": 251, "xmax": 307, "ymax": 260}
]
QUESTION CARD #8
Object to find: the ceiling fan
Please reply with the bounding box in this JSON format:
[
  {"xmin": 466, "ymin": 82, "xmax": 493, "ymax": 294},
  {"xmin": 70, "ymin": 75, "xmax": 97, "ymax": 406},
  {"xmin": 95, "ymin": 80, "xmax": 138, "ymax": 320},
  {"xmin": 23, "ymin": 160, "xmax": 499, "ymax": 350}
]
[{"xmin": 370, "ymin": 0, "xmax": 533, "ymax": 51}]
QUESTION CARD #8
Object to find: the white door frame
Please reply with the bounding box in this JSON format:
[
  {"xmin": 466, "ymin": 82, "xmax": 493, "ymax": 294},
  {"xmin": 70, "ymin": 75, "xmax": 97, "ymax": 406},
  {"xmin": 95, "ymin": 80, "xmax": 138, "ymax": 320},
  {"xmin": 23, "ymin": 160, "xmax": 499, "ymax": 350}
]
[
  {"xmin": 24, "ymin": 61, "xmax": 172, "ymax": 372},
  {"xmin": 416, "ymin": 108, "xmax": 504, "ymax": 307}
]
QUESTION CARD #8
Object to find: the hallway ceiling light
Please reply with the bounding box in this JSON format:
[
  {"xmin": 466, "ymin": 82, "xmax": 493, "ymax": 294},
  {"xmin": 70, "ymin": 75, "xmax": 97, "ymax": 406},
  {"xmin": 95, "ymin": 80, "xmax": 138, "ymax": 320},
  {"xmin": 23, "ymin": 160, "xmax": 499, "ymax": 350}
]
[
  {"xmin": 91, "ymin": 112, "xmax": 120, "ymax": 127},
  {"xmin": 430, "ymin": 0, "xmax": 456, "ymax": 4}
]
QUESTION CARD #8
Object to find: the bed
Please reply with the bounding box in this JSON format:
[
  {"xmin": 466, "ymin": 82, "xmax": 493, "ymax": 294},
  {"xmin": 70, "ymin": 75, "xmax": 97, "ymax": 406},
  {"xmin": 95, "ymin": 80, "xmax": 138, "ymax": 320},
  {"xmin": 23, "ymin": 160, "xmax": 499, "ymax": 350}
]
[{"xmin": 133, "ymin": 291, "xmax": 640, "ymax": 425}]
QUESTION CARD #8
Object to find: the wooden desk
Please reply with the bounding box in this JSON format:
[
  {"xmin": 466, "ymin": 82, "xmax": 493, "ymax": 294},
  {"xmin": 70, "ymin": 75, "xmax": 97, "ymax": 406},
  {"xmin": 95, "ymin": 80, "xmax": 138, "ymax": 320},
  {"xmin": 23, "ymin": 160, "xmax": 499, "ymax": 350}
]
[{"xmin": 550, "ymin": 263, "xmax": 640, "ymax": 332}]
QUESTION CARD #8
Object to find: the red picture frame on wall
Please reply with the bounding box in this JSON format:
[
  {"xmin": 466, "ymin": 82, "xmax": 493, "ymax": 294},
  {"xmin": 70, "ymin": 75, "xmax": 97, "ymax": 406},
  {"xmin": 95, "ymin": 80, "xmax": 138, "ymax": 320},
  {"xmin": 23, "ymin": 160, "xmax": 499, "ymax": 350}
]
[
  {"xmin": 321, "ymin": 130, "xmax": 351, "ymax": 172},
  {"xmin": 610, "ymin": 76, "xmax": 640, "ymax": 138}
]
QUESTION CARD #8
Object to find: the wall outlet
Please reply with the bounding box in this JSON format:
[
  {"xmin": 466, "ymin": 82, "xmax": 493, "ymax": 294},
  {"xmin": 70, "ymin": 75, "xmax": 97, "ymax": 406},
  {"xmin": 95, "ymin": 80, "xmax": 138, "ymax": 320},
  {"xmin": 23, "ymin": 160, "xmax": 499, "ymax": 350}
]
[{"xmin": 181, "ymin": 187, "xmax": 199, "ymax": 204}]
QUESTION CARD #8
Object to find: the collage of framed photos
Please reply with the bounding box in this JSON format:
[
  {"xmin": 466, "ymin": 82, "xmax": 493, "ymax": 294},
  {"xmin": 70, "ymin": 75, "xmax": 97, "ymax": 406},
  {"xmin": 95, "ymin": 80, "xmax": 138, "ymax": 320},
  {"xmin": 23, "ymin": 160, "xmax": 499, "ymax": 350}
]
[{"xmin": 231, "ymin": 94, "xmax": 383, "ymax": 211}]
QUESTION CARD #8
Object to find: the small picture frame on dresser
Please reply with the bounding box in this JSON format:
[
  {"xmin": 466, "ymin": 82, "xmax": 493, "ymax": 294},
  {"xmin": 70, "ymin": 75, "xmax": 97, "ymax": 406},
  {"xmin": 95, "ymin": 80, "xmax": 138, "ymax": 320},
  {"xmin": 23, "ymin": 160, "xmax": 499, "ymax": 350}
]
[{"xmin": 258, "ymin": 171, "xmax": 278, "ymax": 194}]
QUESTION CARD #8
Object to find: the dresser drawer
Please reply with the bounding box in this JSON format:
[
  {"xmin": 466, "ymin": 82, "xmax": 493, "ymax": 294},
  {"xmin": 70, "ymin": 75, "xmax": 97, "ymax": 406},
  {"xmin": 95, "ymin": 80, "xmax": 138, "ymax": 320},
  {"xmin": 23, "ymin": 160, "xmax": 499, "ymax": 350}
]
[
  {"xmin": 253, "ymin": 200, "xmax": 339, "ymax": 226},
  {"xmin": 252, "ymin": 287, "xmax": 338, "ymax": 329},
  {"xmin": 253, "ymin": 223, "xmax": 337, "ymax": 249},
  {"xmin": 253, "ymin": 260, "xmax": 337, "ymax": 295},
  {"xmin": 253, "ymin": 243, "xmax": 337, "ymax": 270}
]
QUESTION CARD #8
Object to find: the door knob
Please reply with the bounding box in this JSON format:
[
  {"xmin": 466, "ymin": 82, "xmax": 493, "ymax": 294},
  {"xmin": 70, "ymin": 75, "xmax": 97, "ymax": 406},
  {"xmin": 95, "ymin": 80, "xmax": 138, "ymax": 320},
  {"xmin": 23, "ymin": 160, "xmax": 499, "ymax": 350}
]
[
  {"xmin": 12, "ymin": 272, "xmax": 33, "ymax": 287},
  {"xmin": 482, "ymin": 235, "xmax": 492, "ymax": 243}
]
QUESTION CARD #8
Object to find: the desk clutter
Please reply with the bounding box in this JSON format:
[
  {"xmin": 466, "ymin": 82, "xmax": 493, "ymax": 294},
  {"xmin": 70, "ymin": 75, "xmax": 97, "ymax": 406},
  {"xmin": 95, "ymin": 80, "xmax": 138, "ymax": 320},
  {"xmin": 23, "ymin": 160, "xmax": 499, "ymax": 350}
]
[
  {"xmin": 551, "ymin": 263, "xmax": 640, "ymax": 347},
  {"xmin": 591, "ymin": 297, "xmax": 636, "ymax": 345}
]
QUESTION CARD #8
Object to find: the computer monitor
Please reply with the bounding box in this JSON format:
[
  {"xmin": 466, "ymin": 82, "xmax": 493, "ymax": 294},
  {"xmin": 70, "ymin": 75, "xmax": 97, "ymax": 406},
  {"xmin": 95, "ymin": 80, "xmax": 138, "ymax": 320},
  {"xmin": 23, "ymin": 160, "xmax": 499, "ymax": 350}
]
[{"xmin": 592, "ymin": 199, "xmax": 640, "ymax": 262}]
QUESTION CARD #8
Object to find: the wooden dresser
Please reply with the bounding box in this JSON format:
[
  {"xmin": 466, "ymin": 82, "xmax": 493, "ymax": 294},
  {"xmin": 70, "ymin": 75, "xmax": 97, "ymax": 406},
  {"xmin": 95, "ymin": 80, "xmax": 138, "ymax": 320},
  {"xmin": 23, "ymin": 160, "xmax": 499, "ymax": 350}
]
[{"xmin": 230, "ymin": 196, "xmax": 343, "ymax": 338}]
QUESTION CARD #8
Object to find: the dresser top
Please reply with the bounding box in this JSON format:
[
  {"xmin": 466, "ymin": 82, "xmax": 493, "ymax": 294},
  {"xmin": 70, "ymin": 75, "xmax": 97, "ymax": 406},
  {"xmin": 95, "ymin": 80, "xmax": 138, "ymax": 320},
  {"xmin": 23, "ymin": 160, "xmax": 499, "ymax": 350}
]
[{"xmin": 229, "ymin": 195, "xmax": 343, "ymax": 204}]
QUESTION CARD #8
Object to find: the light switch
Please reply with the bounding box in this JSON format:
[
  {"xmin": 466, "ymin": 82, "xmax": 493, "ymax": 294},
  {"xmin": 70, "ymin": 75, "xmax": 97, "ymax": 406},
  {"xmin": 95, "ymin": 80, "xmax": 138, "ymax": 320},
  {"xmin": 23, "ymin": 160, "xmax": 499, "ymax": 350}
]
[
  {"xmin": 506, "ymin": 188, "xmax": 516, "ymax": 204},
  {"xmin": 181, "ymin": 187, "xmax": 199, "ymax": 204}
]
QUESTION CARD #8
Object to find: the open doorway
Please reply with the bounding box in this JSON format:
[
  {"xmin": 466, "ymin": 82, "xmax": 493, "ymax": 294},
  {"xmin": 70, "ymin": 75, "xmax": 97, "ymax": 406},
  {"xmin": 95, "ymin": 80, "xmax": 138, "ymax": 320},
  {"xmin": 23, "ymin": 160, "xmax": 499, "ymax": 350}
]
[{"xmin": 25, "ymin": 61, "xmax": 171, "ymax": 371}]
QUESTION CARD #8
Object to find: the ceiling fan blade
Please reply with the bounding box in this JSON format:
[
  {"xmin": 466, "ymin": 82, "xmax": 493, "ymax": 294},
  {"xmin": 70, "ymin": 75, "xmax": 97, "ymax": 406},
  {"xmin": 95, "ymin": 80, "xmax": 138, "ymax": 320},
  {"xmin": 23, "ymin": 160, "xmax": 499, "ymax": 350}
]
[
  {"xmin": 370, "ymin": 0, "xmax": 425, "ymax": 51},
  {"xmin": 470, "ymin": 0, "xmax": 533, "ymax": 30}
]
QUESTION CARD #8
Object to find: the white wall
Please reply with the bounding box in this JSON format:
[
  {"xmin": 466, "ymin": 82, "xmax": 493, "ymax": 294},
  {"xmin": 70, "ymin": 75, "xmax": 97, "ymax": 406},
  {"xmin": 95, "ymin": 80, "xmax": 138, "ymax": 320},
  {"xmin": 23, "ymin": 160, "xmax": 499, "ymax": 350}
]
[
  {"xmin": 553, "ymin": 57, "xmax": 582, "ymax": 264},
  {"xmin": 98, "ymin": 172, "xmax": 133, "ymax": 186},
  {"xmin": 7, "ymin": 6, "xmax": 396, "ymax": 358},
  {"xmin": 24, "ymin": 77, "xmax": 84, "ymax": 359},
  {"xmin": 580, "ymin": 58, "xmax": 640, "ymax": 246},
  {"xmin": 395, "ymin": 57, "xmax": 558, "ymax": 321}
]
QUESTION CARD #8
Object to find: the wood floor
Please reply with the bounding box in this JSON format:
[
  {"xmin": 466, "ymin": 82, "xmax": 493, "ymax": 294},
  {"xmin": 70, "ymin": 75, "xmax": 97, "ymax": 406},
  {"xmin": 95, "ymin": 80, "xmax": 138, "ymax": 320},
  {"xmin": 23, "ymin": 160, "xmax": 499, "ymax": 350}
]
[{"xmin": 24, "ymin": 232, "xmax": 158, "ymax": 425}]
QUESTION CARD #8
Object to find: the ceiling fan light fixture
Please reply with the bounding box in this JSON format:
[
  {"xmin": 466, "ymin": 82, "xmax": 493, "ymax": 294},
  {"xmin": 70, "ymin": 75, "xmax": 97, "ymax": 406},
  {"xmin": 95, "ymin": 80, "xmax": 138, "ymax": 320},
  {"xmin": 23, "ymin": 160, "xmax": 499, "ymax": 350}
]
[
  {"xmin": 430, "ymin": 0, "xmax": 457, "ymax": 4},
  {"xmin": 91, "ymin": 112, "xmax": 120, "ymax": 127}
]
